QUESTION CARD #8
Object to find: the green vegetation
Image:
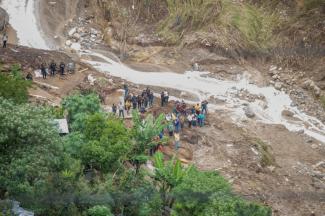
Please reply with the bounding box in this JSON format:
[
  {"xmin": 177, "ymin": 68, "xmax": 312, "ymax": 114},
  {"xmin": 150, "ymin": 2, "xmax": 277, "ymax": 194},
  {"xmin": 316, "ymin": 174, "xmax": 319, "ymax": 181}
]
[
  {"xmin": 219, "ymin": 0, "xmax": 280, "ymax": 49},
  {"xmin": 157, "ymin": 0, "xmax": 280, "ymax": 49},
  {"xmin": 0, "ymin": 64, "xmax": 31, "ymax": 103},
  {"xmin": 158, "ymin": 0, "xmax": 221, "ymax": 43},
  {"xmin": 302, "ymin": 0, "xmax": 325, "ymax": 11},
  {"xmin": 321, "ymin": 96, "xmax": 325, "ymax": 110},
  {"xmin": 87, "ymin": 205, "xmax": 113, "ymax": 216},
  {"xmin": 253, "ymin": 139, "xmax": 276, "ymax": 167},
  {"xmin": 0, "ymin": 90, "xmax": 271, "ymax": 215}
]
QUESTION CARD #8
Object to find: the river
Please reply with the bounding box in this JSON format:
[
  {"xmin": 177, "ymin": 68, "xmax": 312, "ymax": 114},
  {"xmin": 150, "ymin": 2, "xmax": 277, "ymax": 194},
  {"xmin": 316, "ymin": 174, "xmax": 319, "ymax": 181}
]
[{"xmin": 1, "ymin": 0, "xmax": 325, "ymax": 143}]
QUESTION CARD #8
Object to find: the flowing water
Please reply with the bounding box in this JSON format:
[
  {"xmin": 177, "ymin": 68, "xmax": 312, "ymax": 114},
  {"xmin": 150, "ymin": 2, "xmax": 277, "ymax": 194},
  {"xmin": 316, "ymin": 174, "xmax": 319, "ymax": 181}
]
[
  {"xmin": 1, "ymin": 0, "xmax": 49, "ymax": 49},
  {"xmin": 1, "ymin": 0, "xmax": 325, "ymax": 143}
]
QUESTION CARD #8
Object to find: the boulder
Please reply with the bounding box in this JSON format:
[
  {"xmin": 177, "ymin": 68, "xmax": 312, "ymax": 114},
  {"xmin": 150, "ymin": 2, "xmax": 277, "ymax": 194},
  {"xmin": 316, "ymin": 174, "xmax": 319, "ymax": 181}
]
[
  {"xmin": 65, "ymin": 40, "xmax": 72, "ymax": 47},
  {"xmin": 282, "ymin": 110, "xmax": 294, "ymax": 118},
  {"xmin": 244, "ymin": 106, "xmax": 255, "ymax": 118},
  {"xmin": 72, "ymin": 33, "xmax": 81, "ymax": 40},
  {"xmin": 0, "ymin": 7, "xmax": 9, "ymax": 31},
  {"xmin": 303, "ymin": 79, "xmax": 322, "ymax": 97},
  {"xmin": 68, "ymin": 27, "xmax": 76, "ymax": 37},
  {"xmin": 274, "ymin": 82, "xmax": 282, "ymax": 90}
]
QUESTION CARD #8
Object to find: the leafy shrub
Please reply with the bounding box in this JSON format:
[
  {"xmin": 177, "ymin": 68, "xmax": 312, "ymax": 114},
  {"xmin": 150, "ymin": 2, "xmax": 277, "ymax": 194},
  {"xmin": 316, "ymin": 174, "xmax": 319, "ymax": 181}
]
[
  {"xmin": 62, "ymin": 93, "xmax": 101, "ymax": 128},
  {"xmin": 87, "ymin": 205, "xmax": 113, "ymax": 216},
  {"xmin": 74, "ymin": 113, "xmax": 132, "ymax": 172},
  {"xmin": 172, "ymin": 168, "xmax": 271, "ymax": 216},
  {"xmin": 0, "ymin": 65, "xmax": 31, "ymax": 104}
]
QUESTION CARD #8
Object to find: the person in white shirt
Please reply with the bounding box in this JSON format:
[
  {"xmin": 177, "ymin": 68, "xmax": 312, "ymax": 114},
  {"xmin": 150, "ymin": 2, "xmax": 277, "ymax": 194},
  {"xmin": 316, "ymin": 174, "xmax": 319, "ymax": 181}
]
[
  {"xmin": 2, "ymin": 33, "xmax": 8, "ymax": 48},
  {"xmin": 118, "ymin": 102, "xmax": 124, "ymax": 119}
]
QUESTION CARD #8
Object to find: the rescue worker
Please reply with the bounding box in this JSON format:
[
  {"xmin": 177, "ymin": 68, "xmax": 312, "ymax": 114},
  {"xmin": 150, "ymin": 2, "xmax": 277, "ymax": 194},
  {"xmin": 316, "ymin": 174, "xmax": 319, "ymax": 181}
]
[
  {"xmin": 59, "ymin": 62, "xmax": 65, "ymax": 76},
  {"xmin": 49, "ymin": 60, "xmax": 56, "ymax": 76},
  {"xmin": 41, "ymin": 63, "xmax": 47, "ymax": 79}
]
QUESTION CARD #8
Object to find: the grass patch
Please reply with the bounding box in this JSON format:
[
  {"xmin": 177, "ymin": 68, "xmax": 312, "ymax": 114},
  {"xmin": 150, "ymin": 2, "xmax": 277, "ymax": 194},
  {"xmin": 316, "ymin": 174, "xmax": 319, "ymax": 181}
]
[
  {"xmin": 158, "ymin": 0, "xmax": 280, "ymax": 49},
  {"xmin": 253, "ymin": 139, "xmax": 276, "ymax": 167},
  {"xmin": 321, "ymin": 96, "xmax": 325, "ymax": 110},
  {"xmin": 219, "ymin": 0, "xmax": 280, "ymax": 50},
  {"xmin": 158, "ymin": 0, "xmax": 221, "ymax": 44},
  {"xmin": 303, "ymin": 0, "xmax": 325, "ymax": 11}
]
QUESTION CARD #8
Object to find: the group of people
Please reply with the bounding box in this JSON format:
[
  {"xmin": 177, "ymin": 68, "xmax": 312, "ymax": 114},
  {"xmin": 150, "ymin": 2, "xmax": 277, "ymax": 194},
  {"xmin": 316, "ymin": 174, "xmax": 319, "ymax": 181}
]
[
  {"xmin": 2, "ymin": 33, "xmax": 8, "ymax": 48},
  {"xmin": 112, "ymin": 85, "xmax": 155, "ymax": 118},
  {"xmin": 111, "ymin": 84, "xmax": 209, "ymax": 152},
  {"xmin": 160, "ymin": 91, "xmax": 169, "ymax": 107},
  {"xmin": 40, "ymin": 61, "xmax": 67, "ymax": 79},
  {"xmin": 163, "ymin": 100, "xmax": 208, "ymax": 150}
]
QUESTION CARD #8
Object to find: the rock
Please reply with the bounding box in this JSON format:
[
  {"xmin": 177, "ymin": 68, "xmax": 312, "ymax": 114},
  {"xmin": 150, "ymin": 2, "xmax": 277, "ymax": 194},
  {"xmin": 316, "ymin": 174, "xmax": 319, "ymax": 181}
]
[
  {"xmin": 71, "ymin": 43, "xmax": 81, "ymax": 50},
  {"xmin": 282, "ymin": 110, "xmax": 294, "ymax": 117},
  {"xmin": 90, "ymin": 28, "xmax": 99, "ymax": 35},
  {"xmin": 65, "ymin": 40, "xmax": 72, "ymax": 46},
  {"xmin": 192, "ymin": 63, "xmax": 199, "ymax": 71},
  {"xmin": 311, "ymin": 144, "xmax": 318, "ymax": 149},
  {"xmin": 272, "ymin": 74, "xmax": 278, "ymax": 80},
  {"xmin": 291, "ymin": 102, "xmax": 297, "ymax": 107},
  {"xmin": 180, "ymin": 91, "xmax": 187, "ymax": 97},
  {"xmin": 49, "ymin": 1, "xmax": 57, "ymax": 6},
  {"xmin": 87, "ymin": 74, "xmax": 96, "ymax": 85},
  {"xmin": 314, "ymin": 86, "xmax": 321, "ymax": 97},
  {"xmin": 68, "ymin": 27, "xmax": 76, "ymax": 37},
  {"xmin": 269, "ymin": 65, "xmax": 277, "ymax": 71},
  {"xmin": 244, "ymin": 106, "xmax": 255, "ymax": 118},
  {"xmin": 274, "ymin": 82, "xmax": 282, "ymax": 90},
  {"xmin": 0, "ymin": 7, "xmax": 9, "ymax": 31},
  {"xmin": 77, "ymin": 27, "xmax": 85, "ymax": 33},
  {"xmin": 267, "ymin": 166, "xmax": 276, "ymax": 172},
  {"xmin": 259, "ymin": 101, "xmax": 268, "ymax": 109},
  {"xmin": 303, "ymin": 79, "xmax": 322, "ymax": 97},
  {"xmin": 73, "ymin": 33, "xmax": 81, "ymax": 40},
  {"xmin": 297, "ymin": 129, "xmax": 304, "ymax": 134}
]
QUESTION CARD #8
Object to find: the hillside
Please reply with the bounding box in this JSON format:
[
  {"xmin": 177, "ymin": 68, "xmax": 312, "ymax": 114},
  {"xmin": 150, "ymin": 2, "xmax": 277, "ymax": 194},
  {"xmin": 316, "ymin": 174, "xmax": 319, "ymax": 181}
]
[{"xmin": 0, "ymin": 0, "xmax": 325, "ymax": 215}]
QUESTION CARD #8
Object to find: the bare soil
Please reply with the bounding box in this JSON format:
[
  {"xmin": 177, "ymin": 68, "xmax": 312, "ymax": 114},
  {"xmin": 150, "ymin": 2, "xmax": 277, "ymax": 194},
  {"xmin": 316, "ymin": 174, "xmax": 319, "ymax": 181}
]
[{"xmin": 1, "ymin": 0, "xmax": 324, "ymax": 215}]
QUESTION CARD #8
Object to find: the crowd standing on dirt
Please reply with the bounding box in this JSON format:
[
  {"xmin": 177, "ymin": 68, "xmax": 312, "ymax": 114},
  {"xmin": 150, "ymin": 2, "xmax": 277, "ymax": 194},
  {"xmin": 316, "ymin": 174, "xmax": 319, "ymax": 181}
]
[
  {"xmin": 113, "ymin": 84, "xmax": 209, "ymax": 152},
  {"xmin": 39, "ymin": 61, "xmax": 75, "ymax": 79}
]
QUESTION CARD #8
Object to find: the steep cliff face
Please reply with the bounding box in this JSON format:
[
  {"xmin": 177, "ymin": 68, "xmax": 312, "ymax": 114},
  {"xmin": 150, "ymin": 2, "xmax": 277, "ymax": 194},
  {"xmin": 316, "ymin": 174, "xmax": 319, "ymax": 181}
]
[{"xmin": 0, "ymin": 7, "xmax": 8, "ymax": 31}]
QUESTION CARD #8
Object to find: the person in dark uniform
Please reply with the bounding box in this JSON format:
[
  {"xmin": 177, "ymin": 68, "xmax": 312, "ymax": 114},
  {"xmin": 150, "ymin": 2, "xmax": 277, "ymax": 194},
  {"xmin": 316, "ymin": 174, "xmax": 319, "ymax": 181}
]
[
  {"xmin": 59, "ymin": 62, "xmax": 65, "ymax": 76},
  {"xmin": 41, "ymin": 63, "xmax": 47, "ymax": 79},
  {"xmin": 50, "ymin": 60, "xmax": 56, "ymax": 76}
]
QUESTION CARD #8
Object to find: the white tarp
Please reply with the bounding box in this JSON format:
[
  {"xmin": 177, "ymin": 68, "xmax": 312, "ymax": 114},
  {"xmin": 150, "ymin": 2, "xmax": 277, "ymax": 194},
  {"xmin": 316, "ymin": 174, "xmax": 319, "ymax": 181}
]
[{"xmin": 53, "ymin": 119, "xmax": 69, "ymax": 134}]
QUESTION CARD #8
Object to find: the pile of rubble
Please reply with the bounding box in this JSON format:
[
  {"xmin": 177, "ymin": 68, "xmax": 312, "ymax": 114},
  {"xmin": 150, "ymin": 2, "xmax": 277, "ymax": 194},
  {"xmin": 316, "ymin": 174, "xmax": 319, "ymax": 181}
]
[
  {"xmin": 64, "ymin": 17, "xmax": 103, "ymax": 51},
  {"xmin": 268, "ymin": 65, "xmax": 325, "ymax": 122},
  {"xmin": 0, "ymin": 7, "xmax": 9, "ymax": 31}
]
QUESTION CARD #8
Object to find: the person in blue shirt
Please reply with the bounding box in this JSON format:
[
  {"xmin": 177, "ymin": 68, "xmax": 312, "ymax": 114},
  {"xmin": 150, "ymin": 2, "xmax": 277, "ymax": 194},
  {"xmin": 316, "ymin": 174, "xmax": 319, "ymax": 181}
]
[
  {"xmin": 174, "ymin": 118, "xmax": 181, "ymax": 133},
  {"xmin": 198, "ymin": 112, "xmax": 205, "ymax": 127}
]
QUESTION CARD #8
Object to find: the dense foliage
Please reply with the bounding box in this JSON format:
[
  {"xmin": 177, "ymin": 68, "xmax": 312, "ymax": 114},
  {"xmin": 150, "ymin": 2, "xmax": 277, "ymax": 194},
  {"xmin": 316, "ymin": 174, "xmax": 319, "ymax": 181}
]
[
  {"xmin": 0, "ymin": 64, "xmax": 31, "ymax": 104},
  {"xmin": 0, "ymin": 92, "xmax": 271, "ymax": 215}
]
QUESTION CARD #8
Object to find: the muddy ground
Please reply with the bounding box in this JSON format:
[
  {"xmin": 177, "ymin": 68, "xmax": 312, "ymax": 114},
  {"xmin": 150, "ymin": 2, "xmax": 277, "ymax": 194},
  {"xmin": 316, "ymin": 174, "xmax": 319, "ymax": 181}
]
[{"xmin": 0, "ymin": 0, "xmax": 324, "ymax": 215}]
